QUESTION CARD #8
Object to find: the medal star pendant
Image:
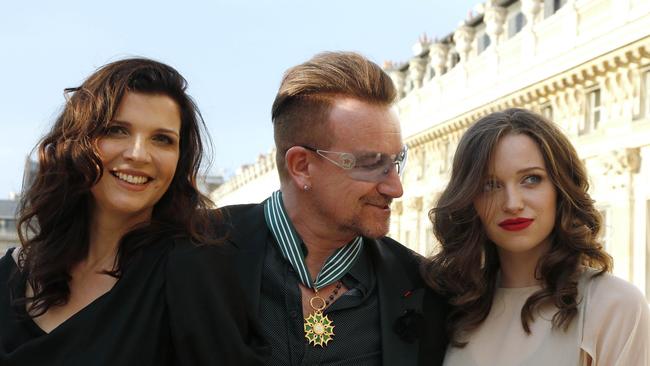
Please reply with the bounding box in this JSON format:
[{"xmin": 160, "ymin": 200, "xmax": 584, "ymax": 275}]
[{"xmin": 304, "ymin": 294, "xmax": 335, "ymax": 347}]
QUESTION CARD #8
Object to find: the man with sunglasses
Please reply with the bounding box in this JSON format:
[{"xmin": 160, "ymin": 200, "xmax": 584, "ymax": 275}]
[{"xmin": 221, "ymin": 52, "xmax": 447, "ymax": 365}]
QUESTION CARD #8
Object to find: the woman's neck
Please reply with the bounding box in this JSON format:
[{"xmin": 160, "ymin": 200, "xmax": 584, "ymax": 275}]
[
  {"xmin": 85, "ymin": 207, "xmax": 150, "ymax": 271},
  {"xmin": 497, "ymin": 246, "xmax": 549, "ymax": 288}
]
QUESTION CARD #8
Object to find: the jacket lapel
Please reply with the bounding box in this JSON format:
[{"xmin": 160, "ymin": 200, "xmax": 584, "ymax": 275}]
[
  {"xmin": 221, "ymin": 206, "xmax": 428, "ymax": 365},
  {"xmin": 222, "ymin": 204, "xmax": 268, "ymax": 313},
  {"xmin": 366, "ymin": 238, "xmax": 422, "ymax": 366}
]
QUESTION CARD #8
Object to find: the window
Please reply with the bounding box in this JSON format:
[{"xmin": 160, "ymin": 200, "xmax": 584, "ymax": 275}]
[
  {"xmin": 544, "ymin": 0, "xmax": 567, "ymax": 18},
  {"xmin": 580, "ymin": 88, "xmax": 602, "ymax": 135},
  {"xmin": 508, "ymin": 12, "xmax": 527, "ymax": 38},
  {"xmin": 477, "ymin": 33, "xmax": 491, "ymax": 54}
]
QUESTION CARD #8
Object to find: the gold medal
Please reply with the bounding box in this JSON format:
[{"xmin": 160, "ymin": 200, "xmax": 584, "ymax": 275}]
[{"xmin": 304, "ymin": 294, "xmax": 335, "ymax": 347}]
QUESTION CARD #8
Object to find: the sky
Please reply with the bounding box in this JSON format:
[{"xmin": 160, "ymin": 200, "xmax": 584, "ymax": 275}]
[{"xmin": 0, "ymin": 0, "xmax": 479, "ymax": 198}]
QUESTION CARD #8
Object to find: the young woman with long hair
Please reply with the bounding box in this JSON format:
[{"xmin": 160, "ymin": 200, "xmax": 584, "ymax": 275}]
[{"xmin": 423, "ymin": 108, "xmax": 649, "ymax": 365}]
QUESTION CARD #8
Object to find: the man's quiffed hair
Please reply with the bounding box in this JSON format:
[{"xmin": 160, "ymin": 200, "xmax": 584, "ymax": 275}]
[{"xmin": 271, "ymin": 51, "xmax": 397, "ymax": 181}]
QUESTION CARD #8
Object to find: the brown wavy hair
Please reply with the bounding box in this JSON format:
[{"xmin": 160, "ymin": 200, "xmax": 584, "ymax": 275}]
[
  {"xmin": 16, "ymin": 58, "xmax": 216, "ymax": 316},
  {"xmin": 421, "ymin": 108, "xmax": 612, "ymax": 346}
]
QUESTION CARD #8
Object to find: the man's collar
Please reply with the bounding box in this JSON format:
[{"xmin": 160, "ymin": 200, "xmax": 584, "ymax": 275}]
[
  {"xmin": 263, "ymin": 190, "xmax": 364, "ymax": 289},
  {"xmin": 264, "ymin": 190, "xmax": 362, "ymax": 252}
]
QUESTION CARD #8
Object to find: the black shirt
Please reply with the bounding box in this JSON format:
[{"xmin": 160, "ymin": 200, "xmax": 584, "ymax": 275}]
[
  {"xmin": 259, "ymin": 236, "xmax": 381, "ymax": 366},
  {"xmin": 0, "ymin": 240, "xmax": 268, "ymax": 366}
]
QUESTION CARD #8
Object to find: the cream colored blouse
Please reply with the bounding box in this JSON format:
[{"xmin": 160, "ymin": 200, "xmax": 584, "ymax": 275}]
[{"xmin": 443, "ymin": 270, "xmax": 649, "ymax": 366}]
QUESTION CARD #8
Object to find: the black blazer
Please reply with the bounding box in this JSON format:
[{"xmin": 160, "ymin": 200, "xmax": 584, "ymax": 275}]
[{"xmin": 219, "ymin": 203, "xmax": 448, "ymax": 366}]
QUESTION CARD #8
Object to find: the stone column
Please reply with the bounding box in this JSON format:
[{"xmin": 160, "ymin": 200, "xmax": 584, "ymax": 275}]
[
  {"xmin": 405, "ymin": 36, "xmax": 430, "ymax": 90},
  {"xmin": 408, "ymin": 55, "xmax": 428, "ymax": 90},
  {"xmin": 391, "ymin": 200, "xmax": 404, "ymax": 242},
  {"xmin": 453, "ymin": 23, "xmax": 475, "ymax": 63},
  {"xmin": 423, "ymin": 193, "xmax": 439, "ymax": 254},
  {"xmin": 484, "ymin": 2, "xmax": 507, "ymax": 47},
  {"xmin": 564, "ymin": 88, "xmax": 584, "ymax": 136},
  {"xmin": 385, "ymin": 62, "xmax": 406, "ymax": 99},
  {"xmin": 617, "ymin": 65, "xmax": 641, "ymax": 120},
  {"xmin": 563, "ymin": 0, "xmax": 580, "ymax": 43},
  {"xmin": 520, "ymin": 0, "xmax": 543, "ymax": 27},
  {"xmin": 407, "ymin": 196, "xmax": 425, "ymax": 254},
  {"xmin": 429, "ymin": 42, "xmax": 449, "ymax": 78},
  {"xmin": 520, "ymin": 0, "xmax": 543, "ymax": 58},
  {"xmin": 598, "ymin": 148, "xmax": 642, "ymax": 281}
]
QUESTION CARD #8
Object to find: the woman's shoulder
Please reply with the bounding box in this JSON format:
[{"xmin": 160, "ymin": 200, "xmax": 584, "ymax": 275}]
[
  {"xmin": 161, "ymin": 239, "xmax": 246, "ymax": 318},
  {"xmin": 0, "ymin": 247, "xmax": 18, "ymax": 272},
  {"xmin": 581, "ymin": 269, "xmax": 649, "ymax": 337},
  {"xmin": 167, "ymin": 236, "xmax": 233, "ymax": 258},
  {"xmin": 580, "ymin": 271, "xmax": 649, "ymax": 364},
  {"xmin": 164, "ymin": 238, "xmax": 235, "ymax": 276},
  {"xmin": 0, "ymin": 248, "xmax": 22, "ymax": 299},
  {"xmin": 583, "ymin": 270, "xmax": 646, "ymax": 308}
]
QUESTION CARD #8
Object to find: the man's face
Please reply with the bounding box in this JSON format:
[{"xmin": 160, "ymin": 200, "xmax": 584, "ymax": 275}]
[{"xmin": 308, "ymin": 97, "xmax": 404, "ymax": 239}]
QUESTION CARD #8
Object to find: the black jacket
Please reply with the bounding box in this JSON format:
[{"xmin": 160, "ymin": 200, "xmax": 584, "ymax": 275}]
[{"xmin": 219, "ymin": 203, "xmax": 448, "ymax": 366}]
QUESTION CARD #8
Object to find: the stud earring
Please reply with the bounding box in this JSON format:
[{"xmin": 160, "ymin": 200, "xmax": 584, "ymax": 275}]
[{"xmin": 303, "ymin": 184, "xmax": 311, "ymax": 191}]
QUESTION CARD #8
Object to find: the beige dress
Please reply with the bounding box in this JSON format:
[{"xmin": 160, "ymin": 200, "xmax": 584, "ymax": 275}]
[{"xmin": 443, "ymin": 270, "xmax": 650, "ymax": 366}]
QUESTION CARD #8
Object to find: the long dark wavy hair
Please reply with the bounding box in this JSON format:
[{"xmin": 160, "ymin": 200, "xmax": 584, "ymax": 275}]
[
  {"xmin": 422, "ymin": 108, "xmax": 612, "ymax": 346},
  {"xmin": 16, "ymin": 58, "xmax": 216, "ymax": 316}
]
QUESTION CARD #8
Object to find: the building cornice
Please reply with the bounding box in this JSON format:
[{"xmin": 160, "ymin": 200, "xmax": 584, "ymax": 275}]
[
  {"xmin": 404, "ymin": 35, "xmax": 650, "ymax": 149},
  {"xmin": 212, "ymin": 149, "xmax": 277, "ymax": 197}
]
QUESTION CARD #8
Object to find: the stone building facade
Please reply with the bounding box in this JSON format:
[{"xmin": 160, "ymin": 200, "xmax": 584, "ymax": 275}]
[
  {"xmin": 1, "ymin": 159, "xmax": 40, "ymax": 254},
  {"xmin": 0, "ymin": 199, "xmax": 19, "ymax": 254},
  {"xmin": 212, "ymin": 149, "xmax": 280, "ymax": 207},
  {"xmin": 211, "ymin": 0, "xmax": 650, "ymax": 297}
]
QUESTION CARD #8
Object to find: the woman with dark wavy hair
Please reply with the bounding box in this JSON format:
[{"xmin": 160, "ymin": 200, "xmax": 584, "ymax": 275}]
[
  {"xmin": 423, "ymin": 108, "xmax": 648, "ymax": 365},
  {"xmin": 0, "ymin": 58, "xmax": 267, "ymax": 365}
]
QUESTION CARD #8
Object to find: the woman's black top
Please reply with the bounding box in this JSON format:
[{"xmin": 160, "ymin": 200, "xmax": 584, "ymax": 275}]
[{"xmin": 0, "ymin": 239, "xmax": 269, "ymax": 366}]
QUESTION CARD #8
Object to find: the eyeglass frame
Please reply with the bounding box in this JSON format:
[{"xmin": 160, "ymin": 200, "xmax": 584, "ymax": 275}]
[{"xmin": 297, "ymin": 144, "xmax": 408, "ymax": 182}]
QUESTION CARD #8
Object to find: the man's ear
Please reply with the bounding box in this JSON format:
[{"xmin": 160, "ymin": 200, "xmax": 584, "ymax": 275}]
[{"xmin": 285, "ymin": 146, "xmax": 312, "ymax": 189}]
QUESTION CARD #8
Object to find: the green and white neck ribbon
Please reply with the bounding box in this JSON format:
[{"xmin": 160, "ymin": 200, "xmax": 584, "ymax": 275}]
[{"xmin": 264, "ymin": 190, "xmax": 364, "ymax": 291}]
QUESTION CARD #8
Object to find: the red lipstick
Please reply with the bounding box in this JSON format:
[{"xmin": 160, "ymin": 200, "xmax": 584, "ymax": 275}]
[{"xmin": 498, "ymin": 218, "xmax": 533, "ymax": 231}]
